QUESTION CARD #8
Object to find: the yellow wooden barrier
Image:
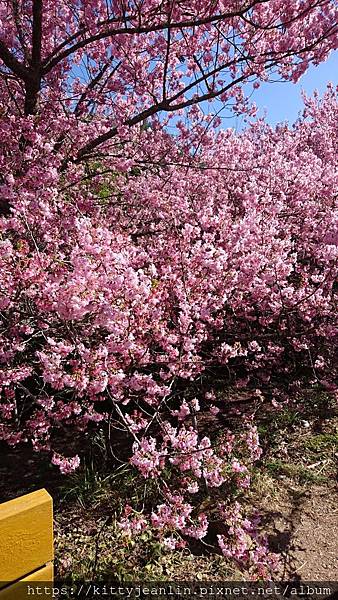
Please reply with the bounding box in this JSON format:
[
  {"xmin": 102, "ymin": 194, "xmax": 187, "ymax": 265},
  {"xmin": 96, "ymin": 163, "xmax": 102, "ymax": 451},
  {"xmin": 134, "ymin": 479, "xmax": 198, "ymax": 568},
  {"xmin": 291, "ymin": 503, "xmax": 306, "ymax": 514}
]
[{"xmin": 0, "ymin": 489, "xmax": 53, "ymax": 599}]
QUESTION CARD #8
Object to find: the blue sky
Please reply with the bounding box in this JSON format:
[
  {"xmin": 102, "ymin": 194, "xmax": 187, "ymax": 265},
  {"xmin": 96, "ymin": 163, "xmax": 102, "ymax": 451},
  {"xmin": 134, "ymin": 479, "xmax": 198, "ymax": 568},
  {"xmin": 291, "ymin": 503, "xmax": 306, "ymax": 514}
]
[
  {"xmin": 231, "ymin": 50, "xmax": 338, "ymax": 130},
  {"xmin": 165, "ymin": 50, "xmax": 338, "ymax": 135},
  {"xmin": 75, "ymin": 47, "xmax": 337, "ymax": 133}
]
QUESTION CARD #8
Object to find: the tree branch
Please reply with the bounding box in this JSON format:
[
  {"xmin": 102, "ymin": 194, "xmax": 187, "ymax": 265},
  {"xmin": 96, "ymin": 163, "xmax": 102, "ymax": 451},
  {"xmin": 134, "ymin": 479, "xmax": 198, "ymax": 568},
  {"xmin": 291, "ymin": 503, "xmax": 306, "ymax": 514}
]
[
  {"xmin": 0, "ymin": 40, "xmax": 30, "ymax": 81},
  {"xmin": 42, "ymin": 0, "xmax": 269, "ymax": 74},
  {"xmin": 31, "ymin": 0, "xmax": 43, "ymax": 69},
  {"xmin": 11, "ymin": 0, "xmax": 30, "ymax": 64},
  {"xmin": 74, "ymin": 58, "xmax": 120, "ymax": 117},
  {"xmin": 24, "ymin": 0, "xmax": 43, "ymax": 115},
  {"xmin": 71, "ymin": 100, "xmax": 170, "ymax": 165}
]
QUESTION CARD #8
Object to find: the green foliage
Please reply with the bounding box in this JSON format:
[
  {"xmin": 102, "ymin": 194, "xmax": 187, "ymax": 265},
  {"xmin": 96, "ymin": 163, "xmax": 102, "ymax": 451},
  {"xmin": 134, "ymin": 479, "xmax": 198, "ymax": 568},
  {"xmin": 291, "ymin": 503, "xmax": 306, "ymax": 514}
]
[
  {"xmin": 265, "ymin": 459, "xmax": 328, "ymax": 484},
  {"xmin": 303, "ymin": 433, "xmax": 338, "ymax": 454}
]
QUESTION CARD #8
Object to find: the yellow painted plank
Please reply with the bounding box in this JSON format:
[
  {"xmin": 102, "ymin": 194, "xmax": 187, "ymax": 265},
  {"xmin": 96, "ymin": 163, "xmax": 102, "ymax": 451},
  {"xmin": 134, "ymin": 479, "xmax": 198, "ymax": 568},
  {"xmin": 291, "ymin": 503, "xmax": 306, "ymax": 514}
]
[
  {"xmin": 0, "ymin": 563, "xmax": 53, "ymax": 600},
  {"xmin": 0, "ymin": 489, "xmax": 53, "ymax": 584}
]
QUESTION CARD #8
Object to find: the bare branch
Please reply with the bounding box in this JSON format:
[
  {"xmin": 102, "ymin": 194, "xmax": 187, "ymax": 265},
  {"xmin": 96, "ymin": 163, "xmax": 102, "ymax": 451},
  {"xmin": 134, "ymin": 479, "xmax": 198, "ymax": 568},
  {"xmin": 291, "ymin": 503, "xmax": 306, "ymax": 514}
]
[
  {"xmin": 31, "ymin": 0, "xmax": 43, "ymax": 69},
  {"xmin": 24, "ymin": 0, "xmax": 43, "ymax": 115},
  {"xmin": 11, "ymin": 0, "xmax": 30, "ymax": 64},
  {"xmin": 0, "ymin": 40, "xmax": 30, "ymax": 81},
  {"xmin": 74, "ymin": 58, "xmax": 121, "ymax": 117}
]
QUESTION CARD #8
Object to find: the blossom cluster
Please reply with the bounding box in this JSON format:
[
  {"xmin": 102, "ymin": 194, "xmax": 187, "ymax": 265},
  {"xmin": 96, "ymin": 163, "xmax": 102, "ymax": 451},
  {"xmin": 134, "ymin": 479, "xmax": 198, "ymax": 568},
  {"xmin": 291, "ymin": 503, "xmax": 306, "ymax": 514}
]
[{"xmin": 217, "ymin": 502, "xmax": 280, "ymax": 579}]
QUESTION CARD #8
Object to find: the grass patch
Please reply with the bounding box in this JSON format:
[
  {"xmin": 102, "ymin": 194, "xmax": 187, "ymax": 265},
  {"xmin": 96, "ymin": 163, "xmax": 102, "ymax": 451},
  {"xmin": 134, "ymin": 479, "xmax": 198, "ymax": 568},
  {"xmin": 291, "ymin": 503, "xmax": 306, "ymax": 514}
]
[
  {"xmin": 303, "ymin": 433, "xmax": 338, "ymax": 454},
  {"xmin": 265, "ymin": 459, "xmax": 328, "ymax": 485}
]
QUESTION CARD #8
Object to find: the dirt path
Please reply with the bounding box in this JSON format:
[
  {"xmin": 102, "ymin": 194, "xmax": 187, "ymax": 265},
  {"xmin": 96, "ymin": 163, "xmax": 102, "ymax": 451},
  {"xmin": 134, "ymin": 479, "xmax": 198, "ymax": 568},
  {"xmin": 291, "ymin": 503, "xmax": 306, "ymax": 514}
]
[{"xmin": 267, "ymin": 486, "xmax": 338, "ymax": 580}]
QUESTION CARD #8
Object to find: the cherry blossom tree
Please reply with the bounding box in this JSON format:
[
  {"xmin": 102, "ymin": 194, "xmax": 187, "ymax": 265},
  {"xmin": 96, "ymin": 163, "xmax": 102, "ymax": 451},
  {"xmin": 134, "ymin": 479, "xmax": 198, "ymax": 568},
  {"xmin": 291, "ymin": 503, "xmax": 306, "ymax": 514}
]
[
  {"xmin": 0, "ymin": 1, "xmax": 337, "ymax": 577},
  {"xmin": 0, "ymin": 1, "xmax": 337, "ymax": 167}
]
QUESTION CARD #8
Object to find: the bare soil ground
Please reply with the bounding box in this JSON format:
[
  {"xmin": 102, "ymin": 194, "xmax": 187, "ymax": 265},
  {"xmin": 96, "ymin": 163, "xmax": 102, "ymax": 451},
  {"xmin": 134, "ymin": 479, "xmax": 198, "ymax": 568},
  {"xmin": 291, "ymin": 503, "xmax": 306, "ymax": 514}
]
[
  {"xmin": 278, "ymin": 487, "xmax": 337, "ymax": 579},
  {"xmin": 258, "ymin": 485, "xmax": 338, "ymax": 580}
]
